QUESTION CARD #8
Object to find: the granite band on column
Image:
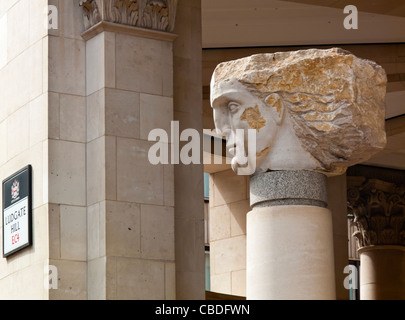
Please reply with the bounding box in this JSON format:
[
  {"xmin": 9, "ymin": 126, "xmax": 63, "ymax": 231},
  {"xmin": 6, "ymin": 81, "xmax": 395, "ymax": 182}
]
[{"xmin": 250, "ymin": 170, "xmax": 328, "ymax": 208}]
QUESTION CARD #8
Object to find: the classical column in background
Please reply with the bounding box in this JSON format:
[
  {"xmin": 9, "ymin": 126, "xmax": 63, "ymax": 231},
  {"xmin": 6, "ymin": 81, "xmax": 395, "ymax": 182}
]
[
  {"xmin": 210, "ymin": 48, "xmax": 387, "ymax": 299},
  {"xmin": 80, "ymin": 0, "xmax": 179, "ymax": 299},
  {"xmin": 348, "ymin": 177, "xmax": 405, "ymax": 300}
]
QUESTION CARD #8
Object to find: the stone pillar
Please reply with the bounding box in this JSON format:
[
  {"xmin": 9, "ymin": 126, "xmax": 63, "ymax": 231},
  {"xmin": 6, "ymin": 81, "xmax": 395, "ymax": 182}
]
[
  {"xmin": 247, "ymin": 171, "xmax": 336, "ymax": 299},
  {"xmin": 80, "ymin": 0, "xmax": 178, "ymax": 299},
  {"xmin": 210, "ymin": 49, "xmax": 387, "ymax": 300},
  {"xmin": 173, "ymin": 0, "xmax": 206, "ymax": 300},
  {"xmin": 359, "ymin": 246, "xmax": 405, "ymax": 300},
  {"xmin": 347, "ymin": 177, "xmax": 405, "ymax": 300}
]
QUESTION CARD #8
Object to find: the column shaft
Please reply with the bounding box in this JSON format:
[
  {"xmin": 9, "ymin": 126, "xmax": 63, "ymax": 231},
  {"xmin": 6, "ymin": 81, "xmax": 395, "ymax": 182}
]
[
  {"xmin": 247, "ymin": 206, "xmax": 336, "ymax": 299},
  {"xmin": 84, "ymin": 24, "xmax": 176, "ymax": 300},
  {"xmin": 347, "ymin": 175, "xmax": 405, "ymax": 300},
  {"xmin": 247, "ymin": 170, "xmax": 336, "ymax": 300},
  {"xmin": 359, "ymin": 246, "xmax": 405, "ymax": 300}
]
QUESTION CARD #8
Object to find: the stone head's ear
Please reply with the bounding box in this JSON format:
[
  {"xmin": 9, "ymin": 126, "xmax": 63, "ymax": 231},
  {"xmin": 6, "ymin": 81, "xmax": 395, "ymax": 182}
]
[{"xmin": 265, "ymin": 93, "xmax": 285, "ymax": 125}]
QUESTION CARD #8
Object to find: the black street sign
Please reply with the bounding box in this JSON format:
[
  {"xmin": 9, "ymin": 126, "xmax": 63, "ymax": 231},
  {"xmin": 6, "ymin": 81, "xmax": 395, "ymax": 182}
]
[{"xmin": 2, "ymin": 166, "xmax": 32, "ymax": 257}]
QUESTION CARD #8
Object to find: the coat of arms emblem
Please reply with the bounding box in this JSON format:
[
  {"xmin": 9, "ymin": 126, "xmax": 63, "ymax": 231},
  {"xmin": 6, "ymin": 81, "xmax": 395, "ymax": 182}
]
[{"xmin": 11, "ymin": 179, "xmax": 20, "ymax": 200}]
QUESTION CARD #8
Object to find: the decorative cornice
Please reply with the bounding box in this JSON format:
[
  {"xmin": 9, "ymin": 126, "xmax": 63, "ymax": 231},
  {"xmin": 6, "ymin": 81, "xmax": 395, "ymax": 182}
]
[
  {"xmin": 81, "ymin": 21, "xmax": 178, "ymax": 42},
  {"xmin": 79, "ymin": 0, "xmax": 178, "ymax": 33},
  {"xmin": 347, "ymin": 177, "xmax": 405, "ymax": 248}
]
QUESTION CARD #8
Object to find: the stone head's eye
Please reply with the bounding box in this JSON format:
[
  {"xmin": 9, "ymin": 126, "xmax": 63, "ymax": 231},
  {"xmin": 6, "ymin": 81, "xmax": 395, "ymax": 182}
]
[{"xmin": 228, "ymin": 102, "xmax": 240, "ymax": 113}]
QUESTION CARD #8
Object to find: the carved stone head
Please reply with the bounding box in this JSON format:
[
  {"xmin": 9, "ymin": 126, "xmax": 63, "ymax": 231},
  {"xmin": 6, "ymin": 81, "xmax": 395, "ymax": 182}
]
[{"xmin": 210, "ymin": 48, "xmax": 387, "ymax": 176}]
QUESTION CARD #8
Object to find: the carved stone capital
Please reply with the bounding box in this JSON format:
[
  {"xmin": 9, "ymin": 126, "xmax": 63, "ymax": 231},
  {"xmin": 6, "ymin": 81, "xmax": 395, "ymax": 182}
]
[
  {"xmin": 347, "ymin": 177, "xmax": 405, "ymax": 248},
  {"xmin": 79, "ymin": 0, "xmax": 178, "ymax": 32}
]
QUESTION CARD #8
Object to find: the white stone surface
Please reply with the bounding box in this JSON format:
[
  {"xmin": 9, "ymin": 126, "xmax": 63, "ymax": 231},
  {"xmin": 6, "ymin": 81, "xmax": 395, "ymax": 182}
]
[
  {"xmin": 115, "ymin": 33, "xmax": 173, "ymax": 96},
  {"xmin": 7, "ymin": 104, "xmax": 29, "ymax": 159},
  {"xmin": 140, "ymin": 204, "xmax": 175, "ymax": 261},
  {"xmin": 105, "ymin": 88, "xmax": 140, "ymax": 139},
  {"xmin": 49, "ymin": 259, "xmax": 87, "ymax": 300},
  {"xmin": 49, "ymin": 36, "xmax": 85, "ymax": 96},
  {"xmin": 0, "ymin": 13, "xmax": 7, "ymax": 69},
  {"xmin": 0, "ymin": 120, "xmax": 6, "ymax": 166},
  {"xmin": 29, "ymin": 93, "xmax": 48, "ymax": 147},
  {"xmin": 116, "ymin": 138, "xmax": 164, "ymax": 205},
  {"xmin": 7, "ymin": 0, "xmax": 29, "ymax": 62},
  {"xmin": 59, "ymin": 94, "xmax": 86, "ymax": 143},
  {"xmin": 86, "ymin": 136, "xmax": 106, "ymax": 206},
  {"xmin": 29, "ymin": 0, "xmax": 48, "ymax": 45},
  {"xmin": 140, "ymin": 93, "xmax": 173, "ymax": 140},
  {"xmin": 49, "ymin": 139, "xmax": 86, "ymax": 206},
  {"xmin": 247, "ymin": 205, "xmax": 336, "ymax": 300},
  {"xmin": 60, "ymin": 205, "xmax": 87, "ymax": 261},
  {"xmin": 115, "ymin": 258, "xmax": 166, "ymax": 300},
  {"xmin": 85, "ymin": 32, "xmax": 115, "ymax": 95},
  {"xmin": 106, "ymin": 201, "xmax": 141, "ymax": 258},
  {"xmin": 87, "ymin": 257, "xmax": 107, "ymax": 300},
  {"xmin": 86, "ymin": 89, "xmax": 105, "ymax": 142},
  {"xmin": 0, "ymin": 39, "xmax": 43, "ymax": 120}
]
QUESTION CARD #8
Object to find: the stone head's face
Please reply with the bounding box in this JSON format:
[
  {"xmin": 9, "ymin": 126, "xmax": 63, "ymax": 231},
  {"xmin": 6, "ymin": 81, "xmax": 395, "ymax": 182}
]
[{"xmin": 211, "ymin": 79, "xmax": 284, "ymax": 173}]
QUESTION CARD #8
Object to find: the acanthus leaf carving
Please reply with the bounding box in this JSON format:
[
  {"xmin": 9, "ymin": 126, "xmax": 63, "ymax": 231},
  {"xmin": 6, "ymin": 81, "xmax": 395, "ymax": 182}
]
[
  {"xmin": 79, "ymin": 0, "xmax": 178, "ymax": 32},
  {"xmin": 347, "ymin": 177, "xmax": 405, "ymax": 248},
  {"xmin": 143, "ymin": 0, "xmax": 169, "ymax": 31},
  {"xmin": 109, "ymin": 0, "xmax": 139, "ymax": 26},
  {"xmin": 80, "ymin": 0, "xmax": 102, "ymax": 30}
]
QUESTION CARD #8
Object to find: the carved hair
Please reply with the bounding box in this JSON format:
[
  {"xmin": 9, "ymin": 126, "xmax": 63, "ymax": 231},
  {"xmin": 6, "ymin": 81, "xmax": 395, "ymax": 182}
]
[{"xmin": 211, "ymin": 48, "xmax": 387, "ymax": 173}]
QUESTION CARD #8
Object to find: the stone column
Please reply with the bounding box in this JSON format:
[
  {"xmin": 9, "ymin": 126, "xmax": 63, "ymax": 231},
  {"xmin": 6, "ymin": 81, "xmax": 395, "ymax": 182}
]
[
  {"xmin": 173, "ymin": 0, "xmax": 206, "ymax": 299},
  {"xmin": 80, "ymin": 0, "xmax": 178, "ymax": 299},
  {"xmin": 210, "ymin": 48, "xmax": 387, "ymax": 300},
  {"xmin": 347, "ymin": 177, "xmax": 405, "ymax": 300},
  {"xmin": 247, "ymin": 171, "xmax": 336, "ymax": 299}
]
